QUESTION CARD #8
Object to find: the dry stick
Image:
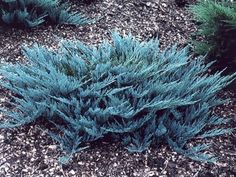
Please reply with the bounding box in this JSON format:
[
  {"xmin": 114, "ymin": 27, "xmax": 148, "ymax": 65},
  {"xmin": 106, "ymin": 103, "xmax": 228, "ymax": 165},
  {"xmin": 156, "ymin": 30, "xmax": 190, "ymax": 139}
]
[{"xmin": 160, "ymin": 157, "xmax": 170, "ymax": 175}]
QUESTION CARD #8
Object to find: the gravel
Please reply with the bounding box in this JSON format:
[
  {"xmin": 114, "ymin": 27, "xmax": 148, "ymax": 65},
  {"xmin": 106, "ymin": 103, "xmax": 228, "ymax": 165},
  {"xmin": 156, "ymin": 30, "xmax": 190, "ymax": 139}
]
[{"xmin": 0, "ymin": 0, "xmax": 235, "ymax": 176}]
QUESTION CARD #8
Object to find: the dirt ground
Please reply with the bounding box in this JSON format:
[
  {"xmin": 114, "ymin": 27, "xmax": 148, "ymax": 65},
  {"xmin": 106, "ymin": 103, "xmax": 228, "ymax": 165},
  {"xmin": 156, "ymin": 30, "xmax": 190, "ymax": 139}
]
[{"xmin": 0, "ymin": 0, "xmax": 235, "ymax": 176}]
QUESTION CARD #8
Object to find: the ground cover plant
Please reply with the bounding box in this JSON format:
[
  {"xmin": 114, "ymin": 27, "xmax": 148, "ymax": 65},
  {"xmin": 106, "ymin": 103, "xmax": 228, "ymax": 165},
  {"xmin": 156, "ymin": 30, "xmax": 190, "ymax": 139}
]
[
  {"xmin": 0, "ymin": 32, "xmax": 235, "ymax": 164},
  {"xmin": 0, "ymin": 0, "xmax": 90, "ymax": 28},
  {"xmin": 190, "ymin": 0, "xmax": 236, "ymax": 73}
]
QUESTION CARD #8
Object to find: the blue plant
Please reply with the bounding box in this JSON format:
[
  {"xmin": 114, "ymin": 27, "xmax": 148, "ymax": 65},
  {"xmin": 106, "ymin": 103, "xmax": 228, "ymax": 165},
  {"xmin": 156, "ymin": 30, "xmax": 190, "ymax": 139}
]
[
  {"xmin": 0, "ymin": 32, "xmax": 235, "ymax": 164},
  {"xmin": 0, "ymin": 0, "xmax": 90, "ymax": 28}
]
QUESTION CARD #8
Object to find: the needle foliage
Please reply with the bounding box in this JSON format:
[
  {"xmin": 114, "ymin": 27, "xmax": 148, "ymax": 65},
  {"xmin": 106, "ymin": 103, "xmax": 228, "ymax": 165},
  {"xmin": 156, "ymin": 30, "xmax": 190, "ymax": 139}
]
[
  {"xmin": 0, "ymin": 32, "xmax": 235, "ymax": 164},
  {"xmin": 190, "ymin": 0, "xmax": 236, "ymax": 73},
  {"xmin": 0, "ymin": 0, "xmax": 90, "ymax": 28}
]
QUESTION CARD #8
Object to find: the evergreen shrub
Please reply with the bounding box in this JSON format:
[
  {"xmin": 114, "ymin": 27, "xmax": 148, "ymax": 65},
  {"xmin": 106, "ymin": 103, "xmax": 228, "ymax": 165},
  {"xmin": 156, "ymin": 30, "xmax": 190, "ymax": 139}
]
[
  {"xmin": 190, "ymin": 0, "xmax": 236, "ymax": 73},
  {"xmin": 0, "ymin": 32, "xmax": 235, "ymax": 164},
  {"xmin": 0, "ymin": 0, "xmax": 90, "ymax": 28}
]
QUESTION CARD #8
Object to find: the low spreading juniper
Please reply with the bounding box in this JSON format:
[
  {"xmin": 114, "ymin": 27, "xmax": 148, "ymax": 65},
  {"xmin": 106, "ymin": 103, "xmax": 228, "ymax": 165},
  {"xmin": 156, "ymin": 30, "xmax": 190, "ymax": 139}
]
[
  {"xmin": 0, "ymin": 32, "xmax": 235, "ymax": 164},
  {"xmin": 0, "ymin": 0, "xmax": 90, "ymax": 28}
]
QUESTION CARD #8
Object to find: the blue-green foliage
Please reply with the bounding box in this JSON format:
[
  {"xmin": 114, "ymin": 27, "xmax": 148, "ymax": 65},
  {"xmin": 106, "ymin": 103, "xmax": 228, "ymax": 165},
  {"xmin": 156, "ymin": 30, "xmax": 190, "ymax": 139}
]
[
  {"xmin": 190, "ymin": 0, "xmax": 236, "ymax": 73},
  {"xmin": 0, "ymin": 0, "xmax": 90, "ymax": 28},
  {"xmin": 0, "ymin": 33, "xmax": 235, "ymax": 164}
]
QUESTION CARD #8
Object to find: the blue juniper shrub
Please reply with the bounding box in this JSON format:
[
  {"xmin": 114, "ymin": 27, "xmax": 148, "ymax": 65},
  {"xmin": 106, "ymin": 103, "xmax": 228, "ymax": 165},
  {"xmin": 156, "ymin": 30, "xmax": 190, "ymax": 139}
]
[
  {"xmin": 0, "ymin": 32, "xmax": 235, "ymax": 164},
  {"xmin": 0, "ymin": 0, "xmax": 90, "ymax": 28}
]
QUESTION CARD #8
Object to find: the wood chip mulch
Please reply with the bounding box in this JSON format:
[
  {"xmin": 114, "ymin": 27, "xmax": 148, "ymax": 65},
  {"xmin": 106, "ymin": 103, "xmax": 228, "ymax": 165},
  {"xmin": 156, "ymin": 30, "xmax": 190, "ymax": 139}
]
[{"xmin": 0, "ymin": 0, "xmax": 235, "ymax": 176}]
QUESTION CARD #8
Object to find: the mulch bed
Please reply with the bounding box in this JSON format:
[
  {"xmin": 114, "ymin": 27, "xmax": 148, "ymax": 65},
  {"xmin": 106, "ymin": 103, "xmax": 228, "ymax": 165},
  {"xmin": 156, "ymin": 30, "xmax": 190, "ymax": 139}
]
[{"xmin": 0, "ymin": 0, "xmax": 235, "ymax": 176}]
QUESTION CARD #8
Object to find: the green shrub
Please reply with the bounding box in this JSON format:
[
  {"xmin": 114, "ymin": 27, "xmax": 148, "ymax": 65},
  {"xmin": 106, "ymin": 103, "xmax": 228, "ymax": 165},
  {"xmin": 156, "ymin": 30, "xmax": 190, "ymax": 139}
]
[
  {"xmin": 0, "ymin": 32, "xmax": 235, "ymax": 164},
  {"xmin": 0, "ymin": 0, "xmax": 90, "ymax": 28},
  {"xmin": 190, "ymin": 0, "xmax": 236, "ymax": 73}
]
